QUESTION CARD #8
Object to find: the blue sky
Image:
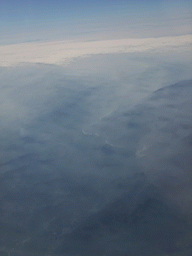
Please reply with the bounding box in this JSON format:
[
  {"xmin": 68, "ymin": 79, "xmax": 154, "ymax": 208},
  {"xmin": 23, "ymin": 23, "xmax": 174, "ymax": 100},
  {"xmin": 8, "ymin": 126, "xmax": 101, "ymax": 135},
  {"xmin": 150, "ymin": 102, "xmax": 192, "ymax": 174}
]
[{"xmin": 1, "ymin": 0, "xmax": 191, "ymax": 44}]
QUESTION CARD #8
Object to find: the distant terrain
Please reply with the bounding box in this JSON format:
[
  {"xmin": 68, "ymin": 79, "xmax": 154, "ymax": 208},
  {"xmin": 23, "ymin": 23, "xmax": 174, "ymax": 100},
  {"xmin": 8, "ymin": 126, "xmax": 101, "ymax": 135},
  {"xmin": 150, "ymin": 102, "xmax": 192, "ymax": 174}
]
[{"xmin": 0, "ymin": 76, "xmax": 191, "ymax": 256}]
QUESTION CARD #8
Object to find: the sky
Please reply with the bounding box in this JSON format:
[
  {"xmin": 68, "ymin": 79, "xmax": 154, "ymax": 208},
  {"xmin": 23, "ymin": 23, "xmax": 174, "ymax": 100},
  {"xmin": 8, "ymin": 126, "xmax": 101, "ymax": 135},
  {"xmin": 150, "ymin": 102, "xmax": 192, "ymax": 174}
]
[
  {"xmin": 0, "ymin": 0, "xmax": 191, "ymax": 66},
  {"xmin": 1, "ymin": 0, "xmax": 192, "ymax": 44}
]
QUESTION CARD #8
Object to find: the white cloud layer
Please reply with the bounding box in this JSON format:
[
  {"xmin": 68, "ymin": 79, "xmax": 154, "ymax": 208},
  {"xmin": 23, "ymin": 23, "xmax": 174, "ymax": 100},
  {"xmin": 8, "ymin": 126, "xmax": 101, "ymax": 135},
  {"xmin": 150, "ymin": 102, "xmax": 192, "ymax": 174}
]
[{"xmin": 0, "ymin": 35, "xmax": 191, "ymax": 67}]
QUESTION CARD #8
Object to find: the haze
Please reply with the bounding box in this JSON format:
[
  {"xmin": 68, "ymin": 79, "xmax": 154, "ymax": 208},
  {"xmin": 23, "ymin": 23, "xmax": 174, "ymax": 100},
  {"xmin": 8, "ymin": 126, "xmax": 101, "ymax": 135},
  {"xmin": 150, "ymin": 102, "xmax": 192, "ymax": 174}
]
[{"xmin": 0, "ymin": 1, "xmax": 192, "ymax": 255}]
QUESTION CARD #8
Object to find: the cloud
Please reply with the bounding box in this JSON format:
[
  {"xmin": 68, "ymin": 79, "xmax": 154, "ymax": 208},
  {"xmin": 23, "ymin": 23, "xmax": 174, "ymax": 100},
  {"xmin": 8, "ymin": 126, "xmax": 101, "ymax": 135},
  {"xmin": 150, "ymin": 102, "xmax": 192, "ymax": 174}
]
[
  {"xmin": 0, "ymin": 35, "xmax": 191, "ymax": 67},
  {"xmin": 0, "ymin": 47, "xmax": 192, "ymax": 255}
]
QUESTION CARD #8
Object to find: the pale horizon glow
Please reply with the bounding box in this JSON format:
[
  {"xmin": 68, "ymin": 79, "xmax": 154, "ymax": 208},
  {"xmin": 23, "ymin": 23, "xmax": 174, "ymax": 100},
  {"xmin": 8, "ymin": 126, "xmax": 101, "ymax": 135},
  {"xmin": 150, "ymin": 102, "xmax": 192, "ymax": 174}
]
[{"xmin": 0, "ymin": 34, "xmax": 191, "ymax": 67}]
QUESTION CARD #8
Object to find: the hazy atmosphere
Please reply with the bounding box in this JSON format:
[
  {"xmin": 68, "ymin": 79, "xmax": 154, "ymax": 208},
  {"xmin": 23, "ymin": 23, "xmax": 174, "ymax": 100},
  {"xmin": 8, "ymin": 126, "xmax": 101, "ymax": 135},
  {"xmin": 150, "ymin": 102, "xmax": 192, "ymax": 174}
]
[{"xmin": 0, "ymin": 1, "xmax": 192, "ymax": 255}]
